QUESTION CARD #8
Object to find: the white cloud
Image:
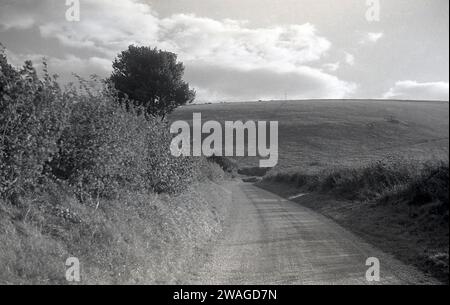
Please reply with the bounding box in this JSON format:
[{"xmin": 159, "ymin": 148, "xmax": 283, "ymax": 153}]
[
  {"xmin": 1, "ymin": 0, "xmax": 356, "ymax": 101},
  {"xmin": 0, "ymin": 4, "xmax": 35, "ymax": 31},
  {"xmin": 5, "ymin": 50, "xmax": 112, "ymax": 83},
  {"xmin": 39, "ymin": 0, "xmax": 160, "ymax": 57},
  {"xmin": 383, "ymin": 81, "xmax": 449, "ymax": 101},
  {"xmin": 360, "ymin": 32, "xmax": 384, "ymax": 44},
  {"xmin": 159, "ymin": 15, "xmax": 331, "ymax": 71},
  {"xmin": 323, "ymin": 62, "xmax": 340, "ymax": 72},
  {"xmin": 37, "ymin": 5, "xmax": 332, "ymax": 71},
  {"xmin": 345, "ymin": 52, "xmax": 355, "ymax": 66},
  {"xmin": 187, "ymin": 63, "xmax": 356, "ymax": 102}
]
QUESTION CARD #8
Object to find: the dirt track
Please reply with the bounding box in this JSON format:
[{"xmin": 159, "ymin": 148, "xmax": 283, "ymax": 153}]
[{"xmin": 191, "ymin": 182, "xmax": 439, "ymax": 285}]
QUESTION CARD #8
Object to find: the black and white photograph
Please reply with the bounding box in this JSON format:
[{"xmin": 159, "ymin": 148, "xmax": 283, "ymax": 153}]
[{"xmin": 0, "ymin": 0, "xmax": 448, "ymax": 292}]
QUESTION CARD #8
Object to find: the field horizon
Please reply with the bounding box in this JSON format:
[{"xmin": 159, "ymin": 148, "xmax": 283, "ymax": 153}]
[
  {"xmin": 171, "ymin": 99, "xmax": 449, "ymax": 172},
  {"xmin": 189, "ymin": 98, "xmax": 450, "ymax": 105}
]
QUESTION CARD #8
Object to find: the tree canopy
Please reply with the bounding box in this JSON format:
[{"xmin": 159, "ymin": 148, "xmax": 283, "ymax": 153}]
[{"xmin": 110, "ymin": 45, "xmax": 195, "ymax": 118}]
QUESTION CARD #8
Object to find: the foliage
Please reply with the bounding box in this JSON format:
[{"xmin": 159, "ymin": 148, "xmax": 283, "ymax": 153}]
[
  {"xmin": 49, "ymin": 79, "xmax": 199, "ymax": 197},
  {"xmin": 110, "ymin": 45, "xmax": 195, "ymax": 118},
  {"xmin": 264, "ymin": 157, "xmax": 449, "ymax": 213},
  {"xmin": 379, "ymin": 161, "xmax": 449, "ymax": 213},
  {"xmin": 207, "ymin": 155, "xmax": 238, "ymax": 174},
  {"xmin": 0, "ymin": 50, "xmax": 69, "ymax": 200},
  {"xmin": 1, "ymin": 50, "xmax": 207, "ymax": 201},
  {"xmin": 238, "ymin": 166, "xmax": 271, "ymax": 177}
]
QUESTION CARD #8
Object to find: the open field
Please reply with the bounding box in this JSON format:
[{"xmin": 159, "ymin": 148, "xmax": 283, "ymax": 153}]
[{"xmin": 171, "ymin": 99, "xmax": 449, "ymax": 172}]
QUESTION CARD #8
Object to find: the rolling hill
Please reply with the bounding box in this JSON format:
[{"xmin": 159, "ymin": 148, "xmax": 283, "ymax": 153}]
[{"xmin": 170, "ymin": 99, "xmax": 449, "ymax": 172}]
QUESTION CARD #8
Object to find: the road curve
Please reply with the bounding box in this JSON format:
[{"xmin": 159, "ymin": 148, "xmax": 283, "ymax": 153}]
[{"xmin": 191, "ymin": 182, "xmax": 439, "ymax": 285}]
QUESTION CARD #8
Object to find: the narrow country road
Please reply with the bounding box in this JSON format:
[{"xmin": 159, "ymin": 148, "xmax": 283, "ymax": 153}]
[{"xmin": 191, "ymin": 182, "xmax": 439, "ymax": 285}]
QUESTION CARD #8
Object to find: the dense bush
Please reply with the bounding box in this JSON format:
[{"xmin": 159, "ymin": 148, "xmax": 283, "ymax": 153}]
[
  {"xmin": 207, "ymin": 155, "xmax": 238, "ymax": 174},
  {"xmin": 1, "ymin": 51, "xmax": 204, "ymax": 202},
  {"xmin": 263, "ymin": 158, "xmax": 449, "ymax": 212},
  {"xmin": 0, "ymin": 51, "xmax": 69, "ymax": 200},
  {"xmin": 379, "ymin": 162, "xmax": 449, "ymax": 213},
  {"xmin": 49, "ymin": 79, "xmax": 199, "ymax": 197},
  {"xmin": 318, "ymin": 159, "xmax": 414, "ymax": 201},
  {"xmin": 409, "ymin": 162, "xmax": 449, "ymax": 210},
  {"xmin": 237, "ymin": 167, "xmax": 271, "ymax": 177},
  {"xmin": 198, "ymin": 159, "xmax": 226, "ymax": 182}
]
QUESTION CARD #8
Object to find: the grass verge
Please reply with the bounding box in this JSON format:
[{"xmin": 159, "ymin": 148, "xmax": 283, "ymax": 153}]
[{"xmin": 0, "ymin": 179, "xmax": 232, "ymax": 284}]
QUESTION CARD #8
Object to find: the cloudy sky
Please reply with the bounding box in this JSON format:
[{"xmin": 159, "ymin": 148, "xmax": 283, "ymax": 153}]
[{"xmin": 0, "ymin": 0, "xmax": 448, "ymax": 102}]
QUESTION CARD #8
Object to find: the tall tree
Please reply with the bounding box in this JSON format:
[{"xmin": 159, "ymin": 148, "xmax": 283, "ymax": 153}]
[{"xmin": 110, "ymin": 45, "xmax": 195, "ymax": 118}]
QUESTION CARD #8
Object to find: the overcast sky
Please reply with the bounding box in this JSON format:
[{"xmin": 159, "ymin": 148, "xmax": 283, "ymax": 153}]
[{"xmin": 0, "ymin": 0, "xmax": 448, "ymax": 102}]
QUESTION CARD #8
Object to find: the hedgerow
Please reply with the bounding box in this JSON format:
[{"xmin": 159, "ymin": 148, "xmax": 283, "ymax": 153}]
[
  {"xmin": 263, "ymin": 157, "xmax": 449, "ymax": 213},
  {"xmin": 1, "ymin": 49, "xmax": 202, "ymax": 203},
  {"xmin": 0, "ymin": 51, "xmax": 69, "ymax": 201}
]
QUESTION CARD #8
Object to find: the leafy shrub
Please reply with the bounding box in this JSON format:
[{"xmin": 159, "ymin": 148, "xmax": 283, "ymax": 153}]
[
  {"xmin": 263, "ymin": 157, "xmax": 449, "ymax": 212},
  {"xmin": 197, "ymin": 159, "xmax": 226, "ymax": 182},
  {"xmin": 49, "ymin": 79, "xmax": 199, "ymax": 197},
  {"xmin": 318, "ymin": 159, "xmax": 414, "ymax": 200},
  {"xmin": 144, "ymin": 120, "xmax": 199, "ymax": 193},
  {"xmin": 1, "ymin": 51, "xmax": 206, "ymax": 202},
  {"xmin": 0, "ymin": 51, "xmax": 69, "ymax": 200},
  {"xmin": 207, "ymin": 155, "xmax": 238, "ymax": 174},
  {"xmin": 237, "ymin": 167, "xmax": 271, "ymax": 177},
  {"xmin": 48, "ymin": 80, "xmax": 125, "ymax": 198},
  {"xmin": 379, "ymin": 161, "xmax": 449, "ymax": 213},
  {"xmin": 410, "ymin": 162, "xmax": 449, "ymax": 209}
]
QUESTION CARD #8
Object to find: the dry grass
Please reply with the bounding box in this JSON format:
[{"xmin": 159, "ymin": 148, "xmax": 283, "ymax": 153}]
[
  {"xmin": 171, "ymin": 99, "xmax": 449, "ymax": 171},
  {"xmin": 0, "ymin": 180, "xmax": 232, "ymax": 284}
]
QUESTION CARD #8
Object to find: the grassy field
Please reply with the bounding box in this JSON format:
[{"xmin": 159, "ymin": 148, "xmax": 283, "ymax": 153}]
[{"xmin": 171, "ymin": 99, "xmax": 449, "ymax": 172}]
